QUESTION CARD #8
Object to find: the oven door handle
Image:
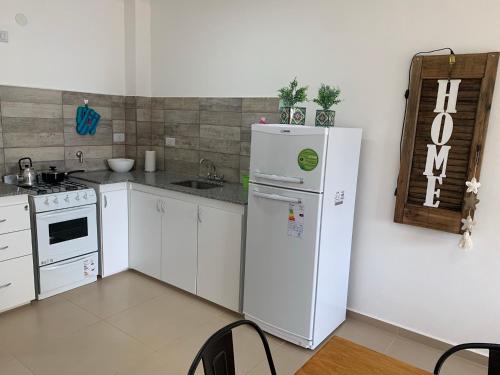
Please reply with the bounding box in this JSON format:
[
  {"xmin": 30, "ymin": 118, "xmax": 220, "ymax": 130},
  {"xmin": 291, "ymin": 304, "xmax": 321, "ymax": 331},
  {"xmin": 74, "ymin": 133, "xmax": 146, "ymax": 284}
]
[
  {"xmin": 37, "ymin": 206, "xmax": 93, "ymax": 219},
  {"xmin": 41, "ymin": 256, "xmax": 87, "ymax": 271}
]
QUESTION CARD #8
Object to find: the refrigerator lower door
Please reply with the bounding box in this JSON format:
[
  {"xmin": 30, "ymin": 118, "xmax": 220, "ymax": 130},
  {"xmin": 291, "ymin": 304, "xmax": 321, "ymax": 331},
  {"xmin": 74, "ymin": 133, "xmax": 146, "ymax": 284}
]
[
  {"xmin": 249, "ymin": 124, "xmax": 328, "ymax": 192},
  {"xmin": 244, "ymin": 183, "xmax": 322, "ymax": 347}
]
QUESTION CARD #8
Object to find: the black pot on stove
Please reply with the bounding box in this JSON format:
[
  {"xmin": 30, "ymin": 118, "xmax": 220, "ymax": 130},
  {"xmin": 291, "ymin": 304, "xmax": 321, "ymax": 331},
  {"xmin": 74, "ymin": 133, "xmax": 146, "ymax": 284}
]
[{"xmin": 40, "ymin": 166, "xmax": 85, "ymax": 184}]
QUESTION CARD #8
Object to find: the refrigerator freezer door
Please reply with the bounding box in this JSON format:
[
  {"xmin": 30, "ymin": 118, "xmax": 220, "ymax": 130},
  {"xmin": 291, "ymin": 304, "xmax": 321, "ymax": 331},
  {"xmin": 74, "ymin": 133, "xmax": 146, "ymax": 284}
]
[
  {"xmin": 249, "ymin": 124, "xmax": 328, "ymax": 192},
  {"xmin": 244, "ymin": 183, "xmax": 322, "ymax": 344}
]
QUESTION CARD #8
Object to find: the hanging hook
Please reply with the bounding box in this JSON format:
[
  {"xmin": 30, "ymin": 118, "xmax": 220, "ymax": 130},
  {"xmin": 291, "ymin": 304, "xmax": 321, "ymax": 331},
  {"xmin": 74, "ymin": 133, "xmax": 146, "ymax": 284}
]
[
  {"xmin": 84, "ymin": 99, "xmax": 89, "ymax": 108},
  {"xmin": 447, "ymin": 53, "xmax": 456, "ymax": 80}
]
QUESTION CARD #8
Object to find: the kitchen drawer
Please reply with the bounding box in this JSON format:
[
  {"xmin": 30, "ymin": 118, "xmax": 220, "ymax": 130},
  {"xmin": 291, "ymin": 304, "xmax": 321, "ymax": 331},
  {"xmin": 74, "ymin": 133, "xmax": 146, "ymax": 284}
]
[
  {"xmin": 0, "ymin": 255, "xmax": 35, "ymax": 313},
  {"xmin": 0, "ymin": 230, "xmax": 32, "ymax": 262},
  {"xmin": 0, "ymin": 204, "xmax": 30, "ymax": 235}
]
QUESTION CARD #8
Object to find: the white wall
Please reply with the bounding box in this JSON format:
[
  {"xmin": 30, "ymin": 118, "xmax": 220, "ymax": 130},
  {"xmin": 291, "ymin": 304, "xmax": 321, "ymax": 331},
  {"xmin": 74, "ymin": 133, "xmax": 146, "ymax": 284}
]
[
  {"xmin": 0, "ymin": 0, "xmax": 126, "ymax": 94},
  {"xmin": 151, "ymin": 0, "xmax": 500, "ymax": 345},
  {"xmin": 124, "ymin": 0, "xmax": 151, "ymax": 96},
  {"xmin": 124, "ymin": 0, "xmax": 137, "ymax": 96},
  {"xmin": 134, "ymin": 0, "xmax": 151, "ymax": 97}
]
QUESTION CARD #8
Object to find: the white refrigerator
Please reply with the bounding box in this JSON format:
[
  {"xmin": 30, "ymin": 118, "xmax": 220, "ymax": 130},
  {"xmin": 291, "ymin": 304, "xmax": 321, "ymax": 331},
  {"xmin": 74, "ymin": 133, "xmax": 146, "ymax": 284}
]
[{"xmin": 243, "ymin": 124, "xmax": 362, "ymax": 349}]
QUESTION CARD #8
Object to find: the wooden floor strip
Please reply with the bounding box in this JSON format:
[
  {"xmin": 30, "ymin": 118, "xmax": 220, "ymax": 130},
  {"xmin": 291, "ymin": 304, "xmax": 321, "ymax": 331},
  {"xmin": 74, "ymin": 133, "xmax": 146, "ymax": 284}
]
[{"xmin": 296, "ymin": 336, "xmax": 432, "ymax": 375}]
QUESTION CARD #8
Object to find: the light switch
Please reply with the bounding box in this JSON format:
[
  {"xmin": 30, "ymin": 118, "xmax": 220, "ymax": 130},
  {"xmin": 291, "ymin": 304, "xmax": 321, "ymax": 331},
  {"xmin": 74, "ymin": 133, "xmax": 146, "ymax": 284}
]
[
  {"xmin": 165, "ymin": 137, "xmax": 176, "ymax": 146},
  {"xmin": 0, "ymin": 31, "xmax": 8, "ymax": 43}
]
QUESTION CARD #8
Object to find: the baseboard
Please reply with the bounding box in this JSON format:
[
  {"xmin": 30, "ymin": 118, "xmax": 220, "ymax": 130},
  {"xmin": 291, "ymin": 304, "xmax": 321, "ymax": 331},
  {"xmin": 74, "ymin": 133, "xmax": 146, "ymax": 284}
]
[{"xmin": 346, "ymin": 309, "xmax": 488, "ymax": 367}]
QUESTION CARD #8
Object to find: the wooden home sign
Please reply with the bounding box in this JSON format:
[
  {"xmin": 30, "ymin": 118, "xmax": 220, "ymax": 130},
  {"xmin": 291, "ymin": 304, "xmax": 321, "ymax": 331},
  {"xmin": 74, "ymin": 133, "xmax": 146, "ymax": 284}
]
[{"xmin": 395, "ymin": 52, "xmax": 499, "ymax": 233}]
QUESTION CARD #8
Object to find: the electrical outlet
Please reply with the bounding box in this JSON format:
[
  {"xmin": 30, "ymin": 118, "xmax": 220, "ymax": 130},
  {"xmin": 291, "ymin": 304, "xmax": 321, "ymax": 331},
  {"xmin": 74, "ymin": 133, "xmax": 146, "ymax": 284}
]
[
  {"xmin": 113, "ymin": 133, "xmax": 125, "ymax": 143},
  {"xmin": 165, "ymin": 137, "xmax": 176, "ymax": 146},
  {"xmin": 0, "ymin": 31, "xmax": 8, "ymax": 43}
]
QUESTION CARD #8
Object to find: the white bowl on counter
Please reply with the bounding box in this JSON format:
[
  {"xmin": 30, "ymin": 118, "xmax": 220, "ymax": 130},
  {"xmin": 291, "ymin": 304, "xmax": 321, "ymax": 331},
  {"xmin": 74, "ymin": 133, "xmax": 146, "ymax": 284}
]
[{"xmin": 108, "ymin": 158, "xmax": 135, "ymax": 173}]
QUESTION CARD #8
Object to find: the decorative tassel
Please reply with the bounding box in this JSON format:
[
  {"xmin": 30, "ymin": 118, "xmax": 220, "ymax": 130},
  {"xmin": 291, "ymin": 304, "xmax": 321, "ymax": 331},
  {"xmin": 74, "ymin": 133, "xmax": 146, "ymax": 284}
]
[{"xmin": 458, "ymin": 230, "xmax": 473, "ymax": 250}]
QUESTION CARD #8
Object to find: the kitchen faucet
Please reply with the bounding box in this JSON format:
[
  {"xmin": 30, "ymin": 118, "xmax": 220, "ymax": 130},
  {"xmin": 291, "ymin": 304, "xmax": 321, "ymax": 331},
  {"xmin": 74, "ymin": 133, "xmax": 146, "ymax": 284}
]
[
  {"xmin": 76, "ymin": 150, "xmax": 84, "ymax": 164},
  {"xmin": 200, "ymin": 158, "xmax": 224, "ymax": 182}
]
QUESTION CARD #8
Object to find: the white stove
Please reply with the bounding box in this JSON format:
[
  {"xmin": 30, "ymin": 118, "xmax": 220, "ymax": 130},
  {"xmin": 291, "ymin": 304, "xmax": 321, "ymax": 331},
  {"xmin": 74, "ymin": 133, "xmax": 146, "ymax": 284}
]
[{"xmin": 24, "ymin": 181, "xmax": 99, "ymax": 299}]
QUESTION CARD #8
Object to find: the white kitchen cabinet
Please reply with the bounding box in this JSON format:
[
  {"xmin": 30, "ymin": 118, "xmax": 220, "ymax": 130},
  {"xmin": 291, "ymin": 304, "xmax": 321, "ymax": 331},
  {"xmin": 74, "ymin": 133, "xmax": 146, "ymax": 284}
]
[
  {"xmin": 0, "ymin": 200, "xmax": 30, "ymax": 234},
  {"xmin": 128, "ymin": 183, "xmax": 245, "ymax": 312},
  {"xmin": 197, "ymin": 204, "xmax": 243, "ymax": 311},
  {"xmin": 100, "ymin": 188, "xmax": 129, "ymax": 277},
  {"xmin": 0, "ymin": 256, "xmax": 35, "ymax": 313},
  {"xmin": 129, "ymin": 190, "xmax": 162, "ymax": 279},
  {"xmin": 0, "ymin": 230, "xmax": 32, "ymax": 262},
  {"xmin": 0, "ymin": 194, "xmax": 35, "ymax": 313},
  {"xmin": 161, "ymin": 197, "xmax": 198, "ymax": 293}
]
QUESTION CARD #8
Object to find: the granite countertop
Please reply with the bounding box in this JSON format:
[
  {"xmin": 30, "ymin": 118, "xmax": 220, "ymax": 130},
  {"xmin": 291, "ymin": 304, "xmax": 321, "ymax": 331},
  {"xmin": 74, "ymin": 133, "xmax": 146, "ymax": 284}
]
[
  {"xmin": 0, "ymin": 183, "xmax": 30, "ymax": 198},
  {"xmin": 71, "ymin": 170, "xmax": 248, "ymax": 205}
]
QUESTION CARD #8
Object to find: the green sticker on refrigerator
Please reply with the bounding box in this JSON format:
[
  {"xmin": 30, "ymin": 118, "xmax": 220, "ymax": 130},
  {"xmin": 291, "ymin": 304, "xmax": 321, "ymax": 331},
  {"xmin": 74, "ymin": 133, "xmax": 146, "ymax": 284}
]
[{"xmin": 297, "ymin": 148, "xmax": 319, "ymax": 171}]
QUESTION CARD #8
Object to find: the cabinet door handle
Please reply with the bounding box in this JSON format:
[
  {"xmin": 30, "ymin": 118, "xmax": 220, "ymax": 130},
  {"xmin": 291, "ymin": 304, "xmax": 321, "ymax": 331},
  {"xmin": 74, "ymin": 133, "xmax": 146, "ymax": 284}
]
[
  {"xmin": 104, "ymin": 195, "xmax": 108, "ymax": 208},
  {"xmin": 0, "ymin": 219, "xmax": 6, "ymax": 223},
  {"xmin": 156, "ymin": 200, "xmax": 160, "ymax": 212},
  {"xmin": 0, "ymin": 245, "xmax": 9, "ymax": 251},
  {"xmin": 161, "ymin": 201, "xmax": 165, "ymax": 213},
  {"xmin": 197, "ymin": 208, "xmax": 202, "ymax": 223},
  {"xmin": 0, "ymin": 282, "xmax": 12, "ymax": 290}
]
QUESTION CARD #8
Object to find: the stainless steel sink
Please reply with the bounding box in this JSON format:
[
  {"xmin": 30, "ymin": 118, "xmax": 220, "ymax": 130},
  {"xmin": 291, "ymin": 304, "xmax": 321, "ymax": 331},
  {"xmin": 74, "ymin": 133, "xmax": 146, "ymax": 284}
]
[{"xmin": 171, "ymin": 180, "xmax": 221, "ymax": 190}]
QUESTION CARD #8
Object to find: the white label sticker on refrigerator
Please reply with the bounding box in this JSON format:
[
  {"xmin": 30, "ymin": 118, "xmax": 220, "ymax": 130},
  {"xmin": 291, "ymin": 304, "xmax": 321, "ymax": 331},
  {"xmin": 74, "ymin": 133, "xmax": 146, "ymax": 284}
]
[
  {"xmin": 335, "ymin": 190, "xmax": 345, "ymax": 206},
  {"xmin": 287, "ymin": 203, "xmax": 304, "ymax": 238}
]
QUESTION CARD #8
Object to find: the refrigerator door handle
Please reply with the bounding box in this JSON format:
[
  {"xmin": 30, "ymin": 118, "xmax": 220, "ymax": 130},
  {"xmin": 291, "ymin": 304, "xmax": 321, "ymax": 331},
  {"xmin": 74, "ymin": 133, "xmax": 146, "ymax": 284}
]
[
  {"xmin": 254, "ymin": 172, "xmax": 303, "ymax": 184},
  {"xmin": 252, "ymin": 190, "xmax": 302, "ymax": 204}
]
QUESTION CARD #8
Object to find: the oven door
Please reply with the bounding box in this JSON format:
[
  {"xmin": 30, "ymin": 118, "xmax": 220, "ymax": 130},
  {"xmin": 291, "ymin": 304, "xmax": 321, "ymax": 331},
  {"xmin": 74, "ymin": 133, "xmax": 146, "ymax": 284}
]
[{"xmin": 35, "ymin": 204, "xmax": 98, "ymax": 266}]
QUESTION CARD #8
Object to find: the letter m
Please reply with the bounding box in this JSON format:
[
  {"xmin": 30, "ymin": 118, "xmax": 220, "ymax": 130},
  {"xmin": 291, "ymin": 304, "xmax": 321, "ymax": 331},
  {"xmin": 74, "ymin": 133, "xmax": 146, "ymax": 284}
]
[{"xmin": 423, "ymin": 145, "xmax": 451, "ymax": 177}]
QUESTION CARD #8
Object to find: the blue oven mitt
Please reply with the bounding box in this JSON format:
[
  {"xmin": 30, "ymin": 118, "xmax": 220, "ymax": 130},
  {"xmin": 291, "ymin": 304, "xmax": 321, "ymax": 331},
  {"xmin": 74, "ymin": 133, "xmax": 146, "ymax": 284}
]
[{"xmin": 76, "ymin": 105, "xmax": 101, "ymax": 135}]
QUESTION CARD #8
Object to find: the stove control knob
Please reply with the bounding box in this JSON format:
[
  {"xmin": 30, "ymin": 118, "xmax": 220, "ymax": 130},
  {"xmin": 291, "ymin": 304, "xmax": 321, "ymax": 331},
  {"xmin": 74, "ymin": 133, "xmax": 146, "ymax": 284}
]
[
  {"xmin": 53, "ymin": 197, "xmax": 59, "ymax": 204},
  {"xmin": 75, "ymin": 194, "xmax": 80, "ymax": 201},
  {"xmin": 83, "ymin": 193, "xmax": 88, "ymax": 200},
  {"xmin": 64, "ymin": 195, "xmax": 70, "ymax": 203},
  {"xmin": 44, "ymin": 197, "xmax": 49, "ymax": 205}
]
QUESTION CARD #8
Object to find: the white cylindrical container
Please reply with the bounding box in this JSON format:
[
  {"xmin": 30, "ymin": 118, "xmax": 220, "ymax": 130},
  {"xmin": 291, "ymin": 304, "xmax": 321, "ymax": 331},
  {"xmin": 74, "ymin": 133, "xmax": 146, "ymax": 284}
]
[{"xmin": 144, "ymin": 150, "xmax": 156, "ymax": 172}]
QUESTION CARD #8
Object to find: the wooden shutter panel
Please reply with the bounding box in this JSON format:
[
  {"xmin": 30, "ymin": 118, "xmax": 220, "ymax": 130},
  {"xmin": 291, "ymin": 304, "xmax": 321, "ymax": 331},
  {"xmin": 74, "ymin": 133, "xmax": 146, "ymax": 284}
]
[{"xmin": 394, "ymin": 53, "xmax": 499, "ymax": 233}]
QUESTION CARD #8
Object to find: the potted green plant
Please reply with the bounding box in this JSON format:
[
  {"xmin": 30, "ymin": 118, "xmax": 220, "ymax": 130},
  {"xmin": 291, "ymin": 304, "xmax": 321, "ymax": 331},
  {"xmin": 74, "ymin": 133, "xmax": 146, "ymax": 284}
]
[
  {"xmin": 313, "ymin": 84, "xmax": 341, "ymax": 127},
  {"xmin": 278, "ymin": 77, "xmax": 308, "ymax": 125}
]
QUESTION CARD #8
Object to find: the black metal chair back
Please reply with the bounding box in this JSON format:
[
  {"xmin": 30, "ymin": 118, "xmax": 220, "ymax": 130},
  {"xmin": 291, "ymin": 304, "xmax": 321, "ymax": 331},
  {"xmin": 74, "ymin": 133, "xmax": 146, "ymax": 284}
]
[
  {"xmin": 434, "ymin": 343, "xmax": 500, "ymax": 374},
  {"xmin": 187, "ymin": 319, "xmax": 277, "ymax": 375}
]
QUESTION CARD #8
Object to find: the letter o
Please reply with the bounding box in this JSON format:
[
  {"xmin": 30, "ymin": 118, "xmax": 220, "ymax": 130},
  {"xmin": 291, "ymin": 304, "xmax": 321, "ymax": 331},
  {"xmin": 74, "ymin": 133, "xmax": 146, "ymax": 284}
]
[{"xmin": 431, "ymin": 112, "xmax": 453, "ymax": 145}]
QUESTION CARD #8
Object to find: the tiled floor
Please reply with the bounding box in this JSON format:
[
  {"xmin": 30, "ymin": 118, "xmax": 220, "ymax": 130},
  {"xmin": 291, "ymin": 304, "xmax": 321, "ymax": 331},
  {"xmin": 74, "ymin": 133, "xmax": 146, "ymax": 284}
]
[{"xmin": 0, "ymin": 271, "xmax": 487, "ymax": 375}]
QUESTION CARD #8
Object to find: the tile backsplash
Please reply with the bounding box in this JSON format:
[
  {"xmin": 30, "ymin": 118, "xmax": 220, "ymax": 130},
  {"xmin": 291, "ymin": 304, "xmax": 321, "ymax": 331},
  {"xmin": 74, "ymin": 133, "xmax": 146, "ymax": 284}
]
[{"xmin": 0, "ymin": 85, "xmax": 279, "ymax": 183}]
